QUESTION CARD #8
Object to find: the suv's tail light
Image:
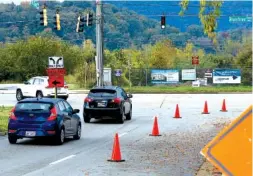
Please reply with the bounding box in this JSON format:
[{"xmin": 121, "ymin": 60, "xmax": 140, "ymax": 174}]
[
  {"xmin": 84, "ymin": 97, "xmax": 93, "ymax": 103},
  {"xmin": 112, "ymin": 98, "xmax": 121, "ymax": 104},
  {"xmin": 9, "ymin": 107, "xmax": 17, "ymax": 120},
  {"xmin": 48, "ymin": 107, "xmax": 57, "ymax": 121}
]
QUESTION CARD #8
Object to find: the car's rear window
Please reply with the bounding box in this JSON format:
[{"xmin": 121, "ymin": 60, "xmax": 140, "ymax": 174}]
[
  {"xmin": 89, "ymin": 89, "xmax": 116, "ymax": 97},
  {"xmin": 15, "ymin": 102, "xmax": 53, "ymax": 112}
]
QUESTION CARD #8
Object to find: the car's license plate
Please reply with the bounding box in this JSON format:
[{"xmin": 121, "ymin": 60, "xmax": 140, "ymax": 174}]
[
  {"xmin": 97, "ymin": 102, "xmax": 107, "ymax": 107},
  {"xmin": 25, "ymin": 131, "xmax": 36, "ymax": 137}
]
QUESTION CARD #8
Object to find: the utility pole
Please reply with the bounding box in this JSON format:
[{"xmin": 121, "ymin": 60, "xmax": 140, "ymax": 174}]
[{"xmin": 96, "ymin": 0, "xmax": 104, "ymax": 87}]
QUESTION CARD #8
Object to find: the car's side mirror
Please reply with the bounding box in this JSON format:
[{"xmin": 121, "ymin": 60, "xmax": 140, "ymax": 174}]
[
  {"xmin": 127, "ymin": 94, "xmax": 133, "ymax": 98},
  {"xmin": 24, "ymin": 81, "xmax": 30, "ymax": 85},
  {"xmin": 73, "ymin": 109, "xmax": 80, "ymax": 114}
]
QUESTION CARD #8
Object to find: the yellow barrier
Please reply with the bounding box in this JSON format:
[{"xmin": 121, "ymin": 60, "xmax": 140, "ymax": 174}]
[{"xmin": 201, "ymin": 105, "xmax": 252, "ymax": 176}]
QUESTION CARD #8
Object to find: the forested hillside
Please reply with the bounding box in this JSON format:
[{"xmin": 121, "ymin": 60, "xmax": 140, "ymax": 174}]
[{"xmin": 0, "ymin": 1, "xmax": 251, "ymax": 51}]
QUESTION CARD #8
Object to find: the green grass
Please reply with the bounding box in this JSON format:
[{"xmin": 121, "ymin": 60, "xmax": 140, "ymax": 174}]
[
  {"xmin": 0, "ymin": 106, "xmax": 13, "ymax": 133},
  {"xmin": 68, "ymin": 83, "xmax": 252, "ymax": 93},
  {"xmin": 124, "ymin": 85, "xmax": 252, "ymax": 93}
]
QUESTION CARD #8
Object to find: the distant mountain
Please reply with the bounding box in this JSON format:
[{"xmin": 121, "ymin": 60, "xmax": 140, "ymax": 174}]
[{"xmin": 109, "ymin": 1, "xmax": 252, "ymax": 32}]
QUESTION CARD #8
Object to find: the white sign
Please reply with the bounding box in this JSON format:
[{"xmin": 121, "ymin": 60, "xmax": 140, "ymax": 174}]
[
  {"xmin": 192, "ymin": 80, "xmax": 200, "ymax": 87},
  {"xmin": 182, "ymin": 69, "xmax": 196, "ymax": 80},
  {"xmin": 197, "ymin": 78, "xmax": 207, "ymax": 86},
  {"xmin": 167, "ymin": 71, "xmax": 179, "ymax": 82},
  {"xmin": 48, "ymin": 57, "xmax": 64, "ymax": 68}
]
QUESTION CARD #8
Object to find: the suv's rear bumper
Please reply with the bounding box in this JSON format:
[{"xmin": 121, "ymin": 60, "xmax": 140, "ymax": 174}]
[{"xmin": 83, "ymin": 108, "xmax": 121, "ymax": 118}]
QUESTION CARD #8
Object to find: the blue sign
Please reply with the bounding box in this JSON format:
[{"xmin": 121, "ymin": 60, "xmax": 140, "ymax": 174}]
[
  {"xmin": 115, "ymin": 69, "xmax": 122, "ymax": 77},
  {"xmin": 213, "ymin": 69, "xmax": 241, "ymax": 84},
  {"xmin": 151, "ymin": 69, "xmax": 179, "ymax": 84}
]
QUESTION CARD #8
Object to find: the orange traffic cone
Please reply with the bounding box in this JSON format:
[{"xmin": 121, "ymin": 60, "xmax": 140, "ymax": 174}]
[
  {"xmin": 202, "ymin": 101, "xmax": 210, "ymax": 114},
  {"xmin": 220, "ymin": 99, "xmax": 227, "ymax": 112},
  {"xmin": 149, "ymin": 116, "xmax": 161, "ymax": 136},
  {"xmin": 107, "ymin": 133, "xmax": 125, "ymax": 162},
  {"xmin": 173, "ymin": 104, "xmax": 181, "ymax": 118}
]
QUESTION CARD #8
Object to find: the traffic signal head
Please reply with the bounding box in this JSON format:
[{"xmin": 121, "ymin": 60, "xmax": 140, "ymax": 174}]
[
  {"xmin": 76, "ymin": 16, "xmax": 84, "ymax": 32},
  {"xmin": 40, "ymin": 7, "xmax": 48, "ymax": 26},
  {"xmin": 87, "ymin": 13, "xmax": 93, "ymax": 26},
  {"xmin": 161, "ymin": 15, "xmax": 165, "ymax": 29},
  {"xmin": 54, "ymin": 13, "xmax": 61, "ymax": 31}
]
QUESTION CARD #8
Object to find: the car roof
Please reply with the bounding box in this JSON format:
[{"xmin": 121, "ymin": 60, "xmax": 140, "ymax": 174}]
[
  {"xmin": 91, "ymin": 86, "xmax": 119, "ymax": 90},
  {"xmin": 18, "ymin": 98, "xmax": 63, "ymax": 104},
  {"xmin": 32, "ymin": 76, "xmax": 49, "ymax": 79}
]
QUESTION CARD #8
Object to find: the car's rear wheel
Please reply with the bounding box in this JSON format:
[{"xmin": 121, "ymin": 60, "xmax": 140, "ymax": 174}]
[
  {"xmin": 117, "ymin": 110, "xmax": 124, "ymax": 124},
  {"xmin": 16, "ymin": 89, "xmax": 23, "ymax": 101},
  {"xmin": 84, "ymin": 114, "xmax": 91, "ymax": 123},
  {"xmin": 36, "ymin": 91, "xmax": 43, "ymax": 99},
  {"xmin": 73, "ymin": 124, "xmax": 81, "ymax": 140},
  {"xmin": 126, "ymin": 107, "xmax": 132, "ymax": 120},
  {"xmin": 56, "ymin": 128, "xmax": 65, "ymax": 145},
  {"xmin": 8, "ymin": 136, "xmax": 17, "ymax": 144}
]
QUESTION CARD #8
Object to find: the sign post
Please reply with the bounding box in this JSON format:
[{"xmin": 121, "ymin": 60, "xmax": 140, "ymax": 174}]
[{"xmin": 47, "ymin": 57, "xmax": 65, "ymax": 99}]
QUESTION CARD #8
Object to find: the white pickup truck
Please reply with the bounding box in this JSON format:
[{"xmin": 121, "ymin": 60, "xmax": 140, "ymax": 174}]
[{"xmin": 16, "ymin": 76, "xmax": 69, "ymax": 101}]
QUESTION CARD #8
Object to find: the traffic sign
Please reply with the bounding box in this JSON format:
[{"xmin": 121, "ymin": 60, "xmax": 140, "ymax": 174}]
[
  {"xmin": 48, "ymin": 75, "xmax": 64, "ymax": 88},
  {"xmin": 115, "ymin": 69, "xmax": 122, "ymax": 77},
  {"xmin": 201, "ymin": 105, "xmax": 252, "ymax": 176},
  {"xmin": 192, "ymin": 56, "xmax": 199, "ymax": 65},
  {"xmin": 48, "ymin": 56, "xmax": 64, "ymax": 68},
  {"xmin": 46, "ymin": 68, "xmax": 66, "ymax": 76}
]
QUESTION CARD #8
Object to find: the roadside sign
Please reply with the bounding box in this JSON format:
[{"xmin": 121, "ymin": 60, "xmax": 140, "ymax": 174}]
[
  {"xmin": 115, "ymin": 69, "xmax": 122, "ymax": 77},
  {"xmin": 192, "ymin": 56, "xmax": 199, "ymax": 65},
  {"xmin": 48, "ymin": 56, "xmax": 64, "ymax": 68},
  {"xmin": 48, "ymin": 75, "xmax": 64, "ymax": 88},
  {"xmin": 182, "ymin": 69, "xmax": 196, "ymax": 80},
  {"xmin": 46, "ymin": 68, "xmax": 66, "ymax": 76},
  {"xmin": 201, "ymin": 105, "xmax": 252, "ymax": 176},
  {"xmin": 213, "ymin": 69, "xmax": 241, "ymax": 84}
]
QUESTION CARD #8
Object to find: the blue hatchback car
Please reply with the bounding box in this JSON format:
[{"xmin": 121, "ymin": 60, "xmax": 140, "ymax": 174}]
[{"xmin": 8, "ymin": 98, "xmax": 81, "ymax": 145}]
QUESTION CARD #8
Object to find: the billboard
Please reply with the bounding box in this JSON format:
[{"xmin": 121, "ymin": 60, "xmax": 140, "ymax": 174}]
[
  {"xmin": 182, "ymin": 69, "xmax": 196, "ymax": 80},
  {"xmin": 213, "ymin": 69, "xmax": 241, "ymax": 84},
  {"xmin": 151, "ymin": 69, "xmax": 179, "ymax": 84}
]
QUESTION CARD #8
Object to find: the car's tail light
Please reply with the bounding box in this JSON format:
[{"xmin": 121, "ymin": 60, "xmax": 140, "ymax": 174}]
[
  {"xmin": 64, "ymin": 85, "xmax": 68, "ymax": 89},
  {"xmin": 84, "ymin": 97, "xmax": 93, "ymax": 103},
  {"xmin": 9, "ymin": 107, "xmax": 17, "ymax": 120},
  {"xmin": 9, "ymin": 129, "xmax": 16, "ymax": 133},
  {"xmin": 48, "ymin": 107, "xmax": 57, "ymax": 121},
  {"xmin": 112, "ymin": 98, "xmax": 121, "ymax": 104},
  {"xmin": 45, "ymin": 85, "xmax": 50, "ymax": 88}
]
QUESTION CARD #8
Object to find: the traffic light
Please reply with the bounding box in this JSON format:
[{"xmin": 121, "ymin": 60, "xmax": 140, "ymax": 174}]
[
  {"xmin": 161, "ymin": 15, "xmax": 165, "ymax": 29},
  {"xmin": 54, "ymin": 10, "xmax": 61, "ymax": 30},
  {"xmin": 76, "ymin": 15, "xmax": 85, "ymax": 32},
  {"xmin": 86, "ymin": 12, "xmax": 93, "ymax": 26},
  {"xmin": 39, "ymin": 6, "xmax": 48, "ymax": 26}
]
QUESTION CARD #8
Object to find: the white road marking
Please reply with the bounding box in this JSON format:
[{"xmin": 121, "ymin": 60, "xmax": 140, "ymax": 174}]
[
  {"xmin": 119, "ymin": 132, "xmax": 127, "ymax": 137},
  {"xmin": 49, "ymin": 155, "xmax": 76, "ymax": 165}
]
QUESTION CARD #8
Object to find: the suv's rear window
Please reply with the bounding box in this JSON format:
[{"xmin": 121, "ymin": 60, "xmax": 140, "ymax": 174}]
[
  {"xmin": 15, "ymin": 102, "xmax": 53, "ymax": 112},
  {"xmin": 89, "ymin": 89, "xmax": 116, "ymax": 97}
]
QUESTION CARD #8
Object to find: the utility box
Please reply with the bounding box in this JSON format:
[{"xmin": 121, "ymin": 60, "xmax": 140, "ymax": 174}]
[{"xmin": 103, "ymin": 68, "xmax": 112, "ymax": 86}]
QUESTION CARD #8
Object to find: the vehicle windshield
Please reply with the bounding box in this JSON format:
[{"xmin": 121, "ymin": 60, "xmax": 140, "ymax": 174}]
[
  {"xmin": 89, "ymin": 89, "xmax": 116, "ymax": 97},
  {"xmin": 15, "ymin": 102, "xmax": 53, "ymax": 112}
]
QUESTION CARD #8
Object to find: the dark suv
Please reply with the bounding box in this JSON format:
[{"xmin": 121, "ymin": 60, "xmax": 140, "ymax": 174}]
[{"xmin": 83, "ymin": 86, "xmax": 133, "ymax": 124}]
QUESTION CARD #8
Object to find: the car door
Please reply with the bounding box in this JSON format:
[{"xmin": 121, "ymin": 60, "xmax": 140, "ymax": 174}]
[
  {"xmin": 62, "ymin": 101, "xmax": 77, "ymax": 134},
  {"xmin": 57, "ymin": 101, "xmax": 72, "ymax": 135},
  {"xmin": 22, "ymin": 78, "xmax": 36, "ymax": 97}
]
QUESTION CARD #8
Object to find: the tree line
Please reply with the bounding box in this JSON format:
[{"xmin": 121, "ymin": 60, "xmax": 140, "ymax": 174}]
[{"xmin": 0, "ymin": 32, "xmax": 251, "ymax": 87}]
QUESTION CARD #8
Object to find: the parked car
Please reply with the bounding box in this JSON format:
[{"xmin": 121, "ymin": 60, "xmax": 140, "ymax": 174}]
[
  {"xmin": 8, "ymin": 98, "xmax": 81, "ymax": 145},
  {"xmin": 16, "ymin": 76, "xmax": 69, "ymax": 101},
  {"xmin": 83, "ymin": 86, "xmax": 133, "ymax": 124}
]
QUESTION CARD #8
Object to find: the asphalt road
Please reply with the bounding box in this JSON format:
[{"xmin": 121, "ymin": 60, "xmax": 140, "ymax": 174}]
[{"xmin": 0, "ymin": 93, "xmax": 252, "ymax": 176}]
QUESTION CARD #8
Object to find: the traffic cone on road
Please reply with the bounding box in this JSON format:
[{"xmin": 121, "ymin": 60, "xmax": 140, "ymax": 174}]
[
  {"xmin": 220, "ymin": 99, "xmax": 228, "ymax": 112},
  {"xmin": 173, "ymin": 104, "xmax": 181, "ymax": 118},
  {"xmin": 202, "ymin": 101, "xmax": 210, "ymax": 114},
  {"xmin": 107, "ymin": 133, "xmax": 125, "ymax": 162},
  {"xmin": 149, "ymin": 116, "xmax": 161, "ymax": 136}
]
